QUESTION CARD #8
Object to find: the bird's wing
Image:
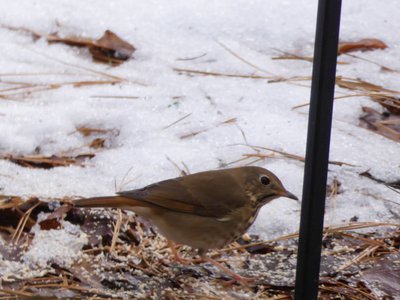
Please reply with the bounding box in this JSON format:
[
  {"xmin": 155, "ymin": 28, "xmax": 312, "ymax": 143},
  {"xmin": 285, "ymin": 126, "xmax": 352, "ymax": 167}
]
[{"xmin": 118, "ymin": 171, "xmax": 248, "ymax": 218}]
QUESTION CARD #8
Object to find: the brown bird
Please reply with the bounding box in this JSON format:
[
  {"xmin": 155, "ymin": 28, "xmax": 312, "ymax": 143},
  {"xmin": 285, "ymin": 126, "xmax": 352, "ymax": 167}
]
[{"xmin": 73, "ymin": 166, "xmax": 298, "ymax": 283}]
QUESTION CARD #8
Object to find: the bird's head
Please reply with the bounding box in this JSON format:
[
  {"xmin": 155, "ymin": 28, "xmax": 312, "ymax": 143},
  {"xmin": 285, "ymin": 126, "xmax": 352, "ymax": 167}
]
[{"xmin": 234, "ymin": 166, "xmax": 298, "ymax": 208}]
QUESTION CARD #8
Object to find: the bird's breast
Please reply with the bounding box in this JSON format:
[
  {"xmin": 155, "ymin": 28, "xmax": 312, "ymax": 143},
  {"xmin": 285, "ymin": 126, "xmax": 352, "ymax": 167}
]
[
  {"xmin": 233, "ymin": 205, "xmax": 260, "ymax": 235},
  {"xmin": 128, "ymin": 204, "xmax": 260, "ymax": 251}
]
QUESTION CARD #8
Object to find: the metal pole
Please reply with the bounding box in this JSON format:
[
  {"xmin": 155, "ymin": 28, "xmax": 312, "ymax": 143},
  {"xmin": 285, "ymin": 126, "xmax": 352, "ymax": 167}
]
[{"xmin": 294, "ymin": 1, "xmax": 342, "ymax": 299}]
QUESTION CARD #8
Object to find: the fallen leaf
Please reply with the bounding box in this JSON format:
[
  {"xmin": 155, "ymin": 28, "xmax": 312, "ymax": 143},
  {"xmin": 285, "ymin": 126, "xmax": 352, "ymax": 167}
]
[
  {"xmin": 370, "ymin": 94, "xmax": 400, "ymax": 115},
  {"xmin": 76, "ymin": 126, "xmax": 119, "ymax": 149},
  {"xmin": 76, "ymin": 126, "xmax": 110, "ymax": 137},
  {"xmin": 1, "ymin": 153, "xmax": 95, "ymax": 169},
  {"xmin": 89, "ymin": 138, "xmax": 106, "ymax": 149},
  {"xmin": 2, "ymin": 25, "xmax": 135, "ymax": 66},
  {"xmin": 359, "ymin": 106, "xmax": 400, "ymax": 142},
  {"xmin": 89, "ymin": 30, "xmax": 135, "ymax": 66},
  {"xmin": 339, "ymin": 38, "xmax": 388, "ymax": 54},
  {"xmin": 39, "ymin": 218, "xmax": 61, "ymax": 230},
  {"xmin": 49, "ymin": 30, "xmax": 135, "ymax": 65}
]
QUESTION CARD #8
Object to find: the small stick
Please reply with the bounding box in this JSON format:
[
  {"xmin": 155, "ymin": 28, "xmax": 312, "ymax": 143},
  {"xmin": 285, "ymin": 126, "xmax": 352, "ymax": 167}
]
[
  {"xmin": 217, "ymin": 40, "xmax": 274, "ymax": 75},
  {"xmin": 336, "ymin": 244, "xmax": 381, "ymax": 272},
  {"xmin": 12, "ymin": 201, "xmax": 41, "ymax": 244},
  {"xmin": 163, "ymin": 113, "xmax": 192, "ymax": 130},
  {"xmin": 110, "ymin": 210, "xmax": 123, "ymax": 254},
  {"xmin": 0, "ymin": 288, "xmax": 34, "ymax": 297},
  {"xmin": 173, "ymin": 68, "xmax": 274, "ymax": 79}
]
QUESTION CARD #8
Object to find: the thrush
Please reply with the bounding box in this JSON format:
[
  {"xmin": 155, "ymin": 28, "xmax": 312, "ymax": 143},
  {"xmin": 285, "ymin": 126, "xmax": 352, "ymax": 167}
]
[{"xmin": 73, "ymin": 166, "xmax": 298, "ymax": 283}]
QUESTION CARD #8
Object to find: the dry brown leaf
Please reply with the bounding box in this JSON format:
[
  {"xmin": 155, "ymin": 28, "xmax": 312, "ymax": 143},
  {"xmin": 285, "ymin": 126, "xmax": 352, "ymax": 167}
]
[
  {"xmin": 89, "ymin": 138, "xmax": 106, "ymax": 149},
  {"xmin": 48, "ymin": 30, "xmax": 135, "ymax": 66},
  {"xmin": 2, "ymin": 153, "xmax": 95, "ymax": 169},
  {"xmin": 338, "ymin": 38, "xmax": 388, "ymax": 54},
  {"xmin": 76, "ymin": 127, "xmax": 109, "ymax": 137},
  {"xmin": 89, "ymin": 30, "xmax": 135, "ymax": 66},
  {"xmin": 359, "ymin": 106, "xmax": 400, "ymax": 142},
  {"xmin": 370, "ymin": 94, "xmax": 400, "ymax": 115},
  {"xmin": 76, "ymin": 126, "xmax": 119, "ymax": 149},
  {"xmin": 2, "ymin": 25, "xmax": 135, "ymax": 66},
  {"xmin": 39, "ymin": 218, "xmax": 62, "ymax": 230}
]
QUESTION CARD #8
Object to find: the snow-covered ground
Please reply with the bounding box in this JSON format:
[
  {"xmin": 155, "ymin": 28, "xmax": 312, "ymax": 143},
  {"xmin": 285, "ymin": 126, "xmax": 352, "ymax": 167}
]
[{"xmin": 0, "ymin": 0, "xmax": 399, "ymax": 271}]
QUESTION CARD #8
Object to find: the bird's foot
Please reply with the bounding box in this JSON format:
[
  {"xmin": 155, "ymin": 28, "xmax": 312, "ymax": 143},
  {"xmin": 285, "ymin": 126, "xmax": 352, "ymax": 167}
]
[
  {"xmin": 201, "ymin": 255, "xmax": 256, "ymax": 286},
  {"xmin": 222, "ymin": 274, "xmax": 256, "ymax": 286},
  {"xmin": 172, "ymin": 254, "xmax": 196, "ymax": 265},
  {"xmin": 168, "ymin": 240, "xmax": 200, "ymax": 265}
]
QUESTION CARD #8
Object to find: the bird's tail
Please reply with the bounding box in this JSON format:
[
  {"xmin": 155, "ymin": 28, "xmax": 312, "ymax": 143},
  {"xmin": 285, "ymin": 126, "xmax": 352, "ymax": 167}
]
[{"xmin": 73, "ymin": 196, "xmax": 139, "ymax": 209}]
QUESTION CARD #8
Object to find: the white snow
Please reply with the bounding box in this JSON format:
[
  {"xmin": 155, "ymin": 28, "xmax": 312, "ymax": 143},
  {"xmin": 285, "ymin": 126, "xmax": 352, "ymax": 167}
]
[
  {"xmin": 0, "ymin": 0, "xmax": 399, "ymax": 274},
  {"xmin": 24, "ymin": 220, "xmax": 88, "ymax": 268},
  {"xmin": 0, "ymin": 219, "xmax": 87, "ymax": 281}
]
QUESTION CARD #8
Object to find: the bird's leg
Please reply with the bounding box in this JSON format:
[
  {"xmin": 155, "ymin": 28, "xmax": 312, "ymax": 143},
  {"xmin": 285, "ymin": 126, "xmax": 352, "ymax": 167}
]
[
  {"xmin": 167, "ymin": 240, "xmax": 194, "ymax": 265},
  {"xmin": 200, "ymin": 253, "xmax": 255, "ymax": 285}
]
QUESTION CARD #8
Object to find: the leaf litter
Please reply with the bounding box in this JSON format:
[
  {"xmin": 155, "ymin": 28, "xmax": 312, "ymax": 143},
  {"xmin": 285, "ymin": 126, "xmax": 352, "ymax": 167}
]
[
  {"xmin": 0, "ymin": 125, "xmax": 119, "ymax": 169},
  {"xmin": 1, "ymin": 153, "xmax": 95, "ymax": 169},
  {"xmin": 1, "ymin": 24, "xmax": 136, "ymax": 66},
  {"xmin": 289, "ymin": 70, "xmax": 400, "ymax": 143},
  {"xmin": 0, "ymin": 25, "xmax": 143, "ymax": 101},
  {"xmin": 0, "ymin": 197, "xmax": 399, "ymax": 299},
  {"xmin": 359, "ymin": 107, "xmax": 400, "ymax": 143}
]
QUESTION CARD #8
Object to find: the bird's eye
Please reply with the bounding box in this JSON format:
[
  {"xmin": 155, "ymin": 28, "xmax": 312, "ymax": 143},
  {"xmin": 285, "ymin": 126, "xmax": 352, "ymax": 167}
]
[{"xmin": 260, "ymin": 175, "xmax": 270, "ymax": 185}]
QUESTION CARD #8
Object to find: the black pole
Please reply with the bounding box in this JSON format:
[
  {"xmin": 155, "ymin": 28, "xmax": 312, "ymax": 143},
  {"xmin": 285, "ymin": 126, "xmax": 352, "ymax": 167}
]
[{"xmin": 294, "ymin": 1, "xmax": 342, "ymax": 299}]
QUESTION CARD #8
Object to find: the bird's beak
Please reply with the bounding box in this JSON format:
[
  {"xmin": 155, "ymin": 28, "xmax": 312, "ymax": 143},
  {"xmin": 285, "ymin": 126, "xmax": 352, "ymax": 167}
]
[{"xmin": 281, "ymin": 190, "xmax": 299, "ymax": 201}]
